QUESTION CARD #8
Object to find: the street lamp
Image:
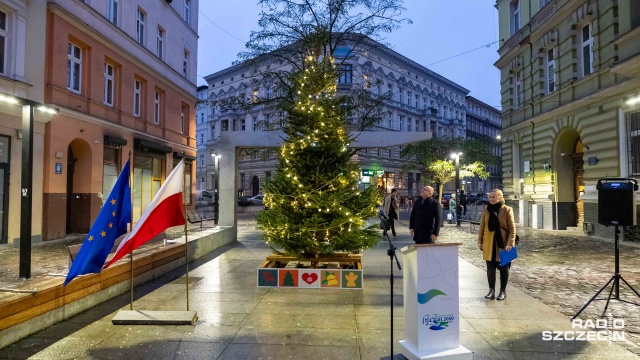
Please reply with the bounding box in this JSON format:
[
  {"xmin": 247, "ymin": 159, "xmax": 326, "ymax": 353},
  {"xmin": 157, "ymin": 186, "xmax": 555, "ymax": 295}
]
[
  {"xmin": 450, "ymin": 152, "xmax": 463, "ymax": 227},
  {"xmin": 212, "ymin": 154, "xmax": 220, "ymax": 225}
]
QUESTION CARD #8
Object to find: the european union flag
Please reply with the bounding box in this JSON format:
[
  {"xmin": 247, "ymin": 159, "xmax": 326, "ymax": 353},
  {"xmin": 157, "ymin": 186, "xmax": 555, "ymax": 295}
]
[{"xmin": 64, "ymin": 160, "xmax": 131, "ymax": 286}]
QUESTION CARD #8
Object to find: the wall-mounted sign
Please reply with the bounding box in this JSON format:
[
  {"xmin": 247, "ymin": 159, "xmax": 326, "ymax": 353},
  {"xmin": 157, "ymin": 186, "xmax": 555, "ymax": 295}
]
[
  {"xmin": 588, "ymin": 157, "xmax": 598, "ymax": 165},
  {"xmin": 362, "ymin": 169, "xmax": 375, "ymax": 177},
  {"xmin": 543, "ymin": 163, "xmax": 550, "ymax": 172},
  {"xmin": 523, "ymin": 160, "xmax": 531, "ymax": 173},
  {"xmin": 376, "ymin": 169, "xmax": 385, "ymax": 176},
  {"xmin": 55, "ymin": 162, "xmax": 62, "ymax": 174}
]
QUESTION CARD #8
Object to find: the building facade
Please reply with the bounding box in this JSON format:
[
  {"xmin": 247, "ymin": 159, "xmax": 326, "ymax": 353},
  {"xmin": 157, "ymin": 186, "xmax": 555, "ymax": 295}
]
[
  {"xmin": 0, "ymin": 1, "xmax": 54, "ymax": 244},
  {"xmin": 201, "ymin": 40, "xmax": 474, "ymax": 204},
  {"xmin": 495, "ymin": 0, "xmax": 640, "ymax": 237},
  {"xmin": 40, "ymin": 0, "xmax": 198, "ymax": 241},
  {"xmin": 465, "ymin": 96, "xmax": 502, "ymax": 194}
]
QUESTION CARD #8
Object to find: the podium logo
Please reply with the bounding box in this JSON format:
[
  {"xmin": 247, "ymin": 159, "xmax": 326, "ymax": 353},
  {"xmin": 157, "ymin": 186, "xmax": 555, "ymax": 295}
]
[
  {"xmin": 422, "ymin": 313, "xmax": 455, "ymax": 331},
  {"xmin": 417, "ymin": 289, "xmax": 446, "ymax": 304}
]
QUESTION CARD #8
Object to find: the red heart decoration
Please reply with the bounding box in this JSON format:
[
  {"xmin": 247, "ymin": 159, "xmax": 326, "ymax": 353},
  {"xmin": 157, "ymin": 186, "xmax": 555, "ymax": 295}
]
[{"xmin": 302, "ymin": 273, "xmax": 318, "ymax": 285}]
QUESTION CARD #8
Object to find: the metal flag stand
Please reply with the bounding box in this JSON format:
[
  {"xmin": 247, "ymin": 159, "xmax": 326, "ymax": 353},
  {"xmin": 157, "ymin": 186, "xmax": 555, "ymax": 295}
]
[{"xmin": 112, "ymin": 157, "xmax": 197, "ymax": 325}]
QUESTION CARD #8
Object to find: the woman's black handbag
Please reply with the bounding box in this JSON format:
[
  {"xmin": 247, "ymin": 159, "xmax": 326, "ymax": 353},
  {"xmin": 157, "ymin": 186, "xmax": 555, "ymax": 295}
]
[
  {"xmin": 515, "ymin": 234, "xmax": 520, "ymax": 245},
  {"xmin": 380, "ymin": 219, "xmax": 391, "ymax": 230}
]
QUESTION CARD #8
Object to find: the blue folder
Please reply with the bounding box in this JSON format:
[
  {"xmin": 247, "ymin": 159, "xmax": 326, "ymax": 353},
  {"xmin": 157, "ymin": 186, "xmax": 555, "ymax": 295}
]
[{"xmin": 499, "ymin": 247, "xmax": 518, "ymax": 267}]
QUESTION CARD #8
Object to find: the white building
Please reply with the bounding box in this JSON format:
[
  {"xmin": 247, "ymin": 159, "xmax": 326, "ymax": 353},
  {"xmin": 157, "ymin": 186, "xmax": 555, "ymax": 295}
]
[
  {"xmin": 464, "ymin": 96, "xmax": 502, "ymax": 194},
  {"xmin": 201, "ymin": 40, "xmax": 473, "ymax": 203},
  {"xmin": 0, "ymin": 1, "xmax": 53, "ymax": 244}
]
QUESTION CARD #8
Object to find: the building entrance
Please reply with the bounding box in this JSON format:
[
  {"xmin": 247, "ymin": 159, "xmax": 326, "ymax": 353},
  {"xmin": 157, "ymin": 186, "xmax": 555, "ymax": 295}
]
[
  {"xmin": 571, "ymin": 139, "xmax": 585, "ymax": 227},
  {"xmin": 0, "ymin": 135, "xmax": 8, "ymax": 244}
]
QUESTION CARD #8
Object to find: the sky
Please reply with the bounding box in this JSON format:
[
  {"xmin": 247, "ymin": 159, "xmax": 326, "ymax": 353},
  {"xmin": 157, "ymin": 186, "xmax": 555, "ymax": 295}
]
[{"xmin": 197, "ymin": 0, "xmax": 502, "ymax": 110}]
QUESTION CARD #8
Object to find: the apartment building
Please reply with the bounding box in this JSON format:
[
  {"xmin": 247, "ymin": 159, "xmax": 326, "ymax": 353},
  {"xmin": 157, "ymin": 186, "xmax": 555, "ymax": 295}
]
[
  {"xmin": 41, "ymin": 0, "xmax": 198, "ymax": 240},
  {"xmin": 0, "ymin": 1, "xmax": 54, "ymax": 244},
  {"xmin": 495, "ymin": 0, "xmax": 640, "ymax": 236},
  {"xmin": 202, "ymin": 39, "xmax": 472, "ymax": 203},
  {"xmin": 465, "ymin": 96, "xmax": 502, "ymax": 194}
]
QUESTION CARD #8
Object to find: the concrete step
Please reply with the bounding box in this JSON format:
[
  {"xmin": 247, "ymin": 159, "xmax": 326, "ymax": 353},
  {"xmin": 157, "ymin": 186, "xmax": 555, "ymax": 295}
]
[{"xmin": 565, "ymin": 226, "xmax": 584, "ymax": 233}]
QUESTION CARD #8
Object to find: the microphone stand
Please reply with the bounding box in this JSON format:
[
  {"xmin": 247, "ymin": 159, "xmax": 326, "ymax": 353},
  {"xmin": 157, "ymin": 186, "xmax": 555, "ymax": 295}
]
[{"xmin": 379, "ymin": 210, "xmax": 401, "ymax": 359}]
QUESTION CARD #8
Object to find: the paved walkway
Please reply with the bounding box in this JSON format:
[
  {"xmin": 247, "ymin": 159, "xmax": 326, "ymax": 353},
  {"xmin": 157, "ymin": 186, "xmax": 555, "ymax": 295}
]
[{"xmin": 1, "ymin": 213, "xmax": 639, "ymax": 359}]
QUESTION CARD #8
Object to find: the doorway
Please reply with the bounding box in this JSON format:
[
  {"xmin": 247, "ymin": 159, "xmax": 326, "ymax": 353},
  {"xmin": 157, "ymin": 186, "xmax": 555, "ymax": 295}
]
[
  {"xmin": 252, "ymin": 176, "xmax": 259, "ymax": 196},
  {"xmin": 66, "ymin": 146, "xmax": 76, "ymax": 233},
  {"xmin": 0, "ymin": 135, "xmax": 8, "ymax": 244},
  {"xmin": 571, "ymin": 139, "xmax": 585, "ymax": 227}
]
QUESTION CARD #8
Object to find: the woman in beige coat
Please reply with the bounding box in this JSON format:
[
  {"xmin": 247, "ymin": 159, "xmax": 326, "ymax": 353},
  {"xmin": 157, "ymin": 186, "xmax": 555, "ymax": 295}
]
[{"xmin": 477, "ymin": 189, "xmax": 516, "ymax": 300}]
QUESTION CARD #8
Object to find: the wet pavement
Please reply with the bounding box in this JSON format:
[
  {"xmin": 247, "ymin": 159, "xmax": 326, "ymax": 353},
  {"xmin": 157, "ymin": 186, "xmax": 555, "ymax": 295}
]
[{"xmin": 0, "ymin": 210, "xmax": 639, "ymax": 359}]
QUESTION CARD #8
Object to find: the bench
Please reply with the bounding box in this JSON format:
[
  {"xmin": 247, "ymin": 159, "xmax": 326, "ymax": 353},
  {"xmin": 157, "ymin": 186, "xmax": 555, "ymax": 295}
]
[
  {"xmin": 459, "ymin": 206, "xmax": 484, "ymax": 231},
  {"xmin": 186, "ymin": 209, "xmax": 217, "ymax": 231},
  {"xmin": 66, "ymin": 236, "xmax": 125, "ymax": 269}
]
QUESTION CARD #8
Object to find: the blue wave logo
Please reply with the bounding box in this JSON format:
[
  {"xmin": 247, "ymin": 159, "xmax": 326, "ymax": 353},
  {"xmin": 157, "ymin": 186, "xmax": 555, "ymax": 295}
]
[{"xmin": 417, "ymin": 289, "xmax": 446, "ymax": 304}]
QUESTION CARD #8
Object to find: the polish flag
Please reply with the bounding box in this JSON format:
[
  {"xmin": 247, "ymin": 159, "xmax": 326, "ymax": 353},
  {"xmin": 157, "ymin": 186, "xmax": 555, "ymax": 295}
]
[{"xmin": 104, "ymin": 159, "xmax": 186, "ymax": 269}]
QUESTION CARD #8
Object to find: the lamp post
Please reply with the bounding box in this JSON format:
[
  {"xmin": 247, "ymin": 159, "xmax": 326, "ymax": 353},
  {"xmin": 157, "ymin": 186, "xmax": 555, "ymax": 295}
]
[
  {"xmin": 213, "ymin": 154, "xmax": 220, "ymax": 225},
  {"xmin": 450, "ymin": 152, "xmax": 463, "ymax": 227}
]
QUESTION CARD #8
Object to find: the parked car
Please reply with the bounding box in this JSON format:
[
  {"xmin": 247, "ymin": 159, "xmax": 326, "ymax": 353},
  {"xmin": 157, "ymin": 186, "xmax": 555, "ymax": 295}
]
[
  {"xmin": 441, "ymin": 194, "xmax": 452, "ymax": 209},
  {"xmin": 477, "ymin": 193, "xmax": 489, "ymax": 205},
  {"xmin": 195, "ymin": 190, "xmax": 215, "ymax": 207},
  {"xmin": 248, "ymin": 194, "xmax": 264, "ymax": 206}
]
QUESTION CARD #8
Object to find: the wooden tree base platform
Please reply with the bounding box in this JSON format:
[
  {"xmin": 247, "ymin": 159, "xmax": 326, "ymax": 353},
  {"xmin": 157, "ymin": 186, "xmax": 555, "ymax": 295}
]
[
  {"xmin": 259, "ymin": 253, "xmax": 362, "ymax": 269},
  {"xmin": 257, "ymin": 254, "xmax": 363, "ymax": 289}
]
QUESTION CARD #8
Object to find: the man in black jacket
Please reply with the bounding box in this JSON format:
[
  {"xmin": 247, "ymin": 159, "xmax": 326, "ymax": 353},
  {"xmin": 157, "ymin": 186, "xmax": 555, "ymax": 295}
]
[{"xmin": 409, "ymin": 186, "xmax": 441, "ymax": 244}]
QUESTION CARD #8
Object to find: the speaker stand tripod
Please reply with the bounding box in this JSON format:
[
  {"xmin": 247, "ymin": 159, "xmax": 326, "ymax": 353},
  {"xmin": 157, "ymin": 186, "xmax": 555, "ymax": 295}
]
[{"xmin": 572, "ymin": 225, "xmax": 640, "ymax": 320}]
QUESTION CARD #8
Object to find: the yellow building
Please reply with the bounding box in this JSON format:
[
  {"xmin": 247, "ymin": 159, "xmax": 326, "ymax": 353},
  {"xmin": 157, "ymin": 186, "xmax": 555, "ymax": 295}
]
[{"xmin": 495, "ymin": 0, "xmax": 640, "ymax": 237}]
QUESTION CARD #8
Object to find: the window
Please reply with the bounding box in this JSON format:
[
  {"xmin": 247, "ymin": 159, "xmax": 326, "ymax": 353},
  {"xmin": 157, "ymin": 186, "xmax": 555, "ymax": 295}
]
[
  {"xmin": 539, "ymin": 0, "xmax": 552, "ymax": 8},
  {"xmin": 67, "ymin": 43, "xmax": 82, "ymax": 93},
  {"xmin": 182, "ymin": 49, "xmax": 189, "ymax": 78},
  {"xmin": 211, "ymin": 124, "xmax": 215, "ymax": 138},
  {"xmin": 156, "ymin": 27, "xmax": 164, "ymax": 59},
  {"xmin": 581, "ymin": 23, "xmax": 594, "ymax": 77},
  {"xmin": 136, "ymin": 9, "xmax": 145, "ymax": 45},
  {"xmin": 266, "ymin": 85, "xmax": 273, "ymax": 99},
  {"xmin": 252, "ymin": 116, "xmax": 258, "ymax": 130},
  {"xmin": 181, "ymin": 105, "xmax": 187, "ymax": 134},
  {"xmin": 108, "ymin": 0, "xmax": 118, "ymax": 25},
  {"xmin": 133, "ymin": 79, "xmax": 141, "ymax": 117},
  {"xmin": 221, "ymin": 120, "xmax": 228, "ymax": 131},
  {"xmin": 199, "ymin": 132, "xmax": 203, "ymax": 144},
  {"xmin": 515, "ymin": 70, "xmax": 523, "ymax": 109},
  {"xmin": 407, "ymin": 118, "xmax": 412, "ymax": 132},
  {"xmin": 407, "ymin": 91, "xmax": 412, "ymax": 106},
  {"xmin": 199, "ymin": 154, "xmax": 204, "ymax": 168},
  {"xmin": 627, "ymin": 111, "xmax": 640, "ymax": 176},
  {"xmin": 387, "ymin": 148, "xmax": 392, "ymax": 157},
  {"xmin": 546, "ymin": 48, "xmax": 556, "ymax": 93},
  {"xmin": 0, "ymin": 11, "xmax": 6, "ymax": 75},
  {"xmin": 387, "ymin": 113, "xmax": 393, "ymax": 128},
  {"xmin": 184, "ymin": 0, "xmax": 190, "ymax": 23},
  {"xmin": 511, "ymin": 0, "xmax": 520, "ymax": 35},
  {"xmin": 153, "ymin": 91, "xmax": 160, "ymax": 124},
  {"xmin": 241, "ymin": 119, "xmax": 246, "ymax": 131},
  {"xmin": 104, "ymin": 63, "xmax": 114, "ymax": 106},
  {"xmin": 338, "ymin": 64, "xmax": 353, "ymax": 84}
]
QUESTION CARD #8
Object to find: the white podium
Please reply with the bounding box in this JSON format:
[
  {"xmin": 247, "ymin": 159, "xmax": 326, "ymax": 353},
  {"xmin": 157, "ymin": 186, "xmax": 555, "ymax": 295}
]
[{"xmin": 399, "ymin": 243, "xmax": 472, "ymax": 360}]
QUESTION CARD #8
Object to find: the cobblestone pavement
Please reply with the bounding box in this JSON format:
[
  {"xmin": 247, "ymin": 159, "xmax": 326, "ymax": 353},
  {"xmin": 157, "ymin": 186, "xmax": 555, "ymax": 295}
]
[{"xmin": 397, "ymin": 207, "xmax": 640, "ymax": 355}]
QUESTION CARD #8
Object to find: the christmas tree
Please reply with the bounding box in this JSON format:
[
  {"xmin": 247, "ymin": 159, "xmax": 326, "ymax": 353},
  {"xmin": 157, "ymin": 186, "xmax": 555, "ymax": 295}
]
[
  {"xmin": 282, "ymin": 271, "xmax": 295, "ymax": 287},
  {"xmin": 255, "ymin": 53, "xmax": 381, "ymax": 258}
]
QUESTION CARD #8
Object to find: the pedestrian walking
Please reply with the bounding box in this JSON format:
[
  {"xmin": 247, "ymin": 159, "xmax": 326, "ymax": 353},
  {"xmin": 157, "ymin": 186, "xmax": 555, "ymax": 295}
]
[
  {"xmin": 409, "ymin": 186, "xmax": 441, "ymax": 244},
  {"xmin": 460, "ymin": 189, "xmax": 467, "ymax": 217},
  {"xmin": 477, "ymin": 189, "xmax": 516, "ymax": 301},
  {"xmin": 383, "ymin": 189, "xmax": 399, "ymax": 237},
  {"xmin": 449, "ymin": 194, "xmax": 457, "ymax": 224},
  {"xmin": 407, "ymin": 198, "xmax": 413, "ymax": 212}
]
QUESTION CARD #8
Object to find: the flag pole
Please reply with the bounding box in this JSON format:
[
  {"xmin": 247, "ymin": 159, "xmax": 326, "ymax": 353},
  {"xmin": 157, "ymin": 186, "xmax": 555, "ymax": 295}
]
[
  {"xmin": 128, "ymin": 150, "xmax": 134, "ymax": 311},
  {"xmin": 182, "ymin": 156, "xmax": 189, "ymax": 311}
]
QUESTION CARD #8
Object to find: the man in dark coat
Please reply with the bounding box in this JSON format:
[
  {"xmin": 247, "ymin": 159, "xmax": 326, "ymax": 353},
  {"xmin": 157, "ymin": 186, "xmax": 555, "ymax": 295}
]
[{"xmin": 409, "ymin": 186, "xmax": 441, "ymax": 244}]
